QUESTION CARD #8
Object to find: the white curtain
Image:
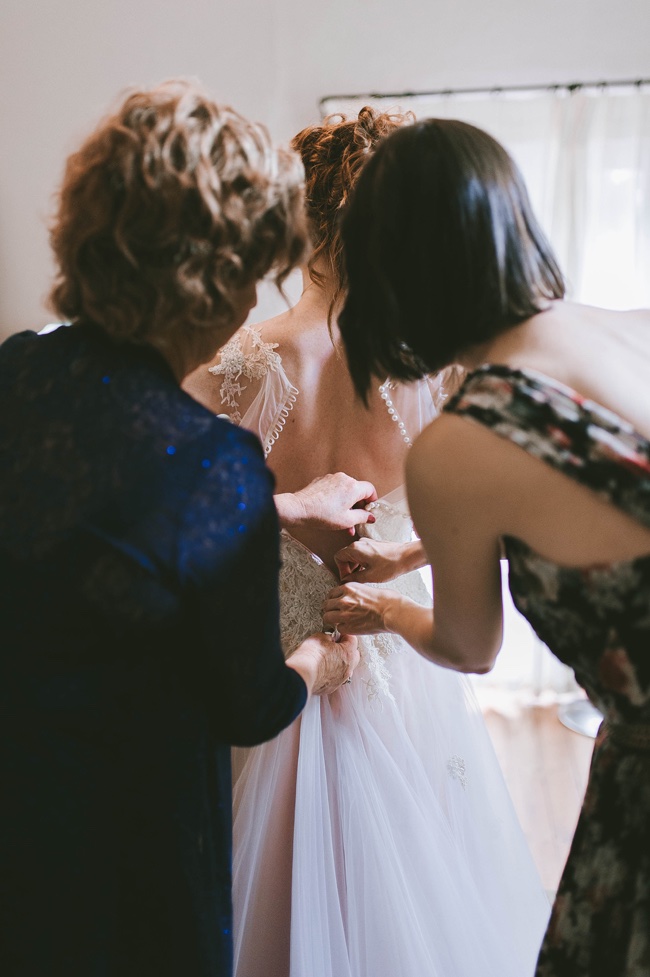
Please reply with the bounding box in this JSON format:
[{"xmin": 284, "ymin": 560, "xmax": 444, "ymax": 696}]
[
  {"xmin": 323, "ymin": 83, "xmax": 650, "ymax": 696},
  {"xmin": 322, "ymin": 83, "xmax": 650, "ymax": 310}
]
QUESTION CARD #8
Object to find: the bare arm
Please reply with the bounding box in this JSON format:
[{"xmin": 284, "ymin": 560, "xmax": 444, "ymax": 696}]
[
  {"xmin": 404, "ymin": 415, "xmax": 504, "ymax": 671},
  {"xmin": 322, "ymin": 582, "xmax": 443, "ymax": 663},
  {"xmin": 324, "ymin": 416, "xmax": 505, "ymax": 674}
]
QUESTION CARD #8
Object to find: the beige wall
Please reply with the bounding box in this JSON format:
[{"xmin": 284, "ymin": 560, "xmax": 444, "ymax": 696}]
[{"xmin": 0, "ymin": 0, "xmax": 648, "ymax": 338}]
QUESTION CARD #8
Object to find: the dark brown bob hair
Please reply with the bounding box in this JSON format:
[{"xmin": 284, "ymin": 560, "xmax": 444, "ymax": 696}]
[
  {"xmin": 339, "ymin": 118, "xmax": 565, "ymax": 399},
  {"xmin": 49, "ymin": 79, "xmax": 308, "ymax": 361},
  {"xmin": 291, "ymin": 105, "xmax": 412, "ymax": 313}
]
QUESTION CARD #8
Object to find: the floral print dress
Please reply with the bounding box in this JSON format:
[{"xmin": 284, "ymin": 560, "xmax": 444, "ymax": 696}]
[{"xmin": 446, "ymin": 364, "xmax": 650, "ymax": 977}]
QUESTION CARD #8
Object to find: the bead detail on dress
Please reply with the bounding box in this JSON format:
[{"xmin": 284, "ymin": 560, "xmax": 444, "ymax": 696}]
[
  {"xmin": 365, "ymin": 499, "xmax": 411, "ymax": 521},
  {"xmin": 379, "ymin": 380, "xmax": 412, "ymax": 446}
]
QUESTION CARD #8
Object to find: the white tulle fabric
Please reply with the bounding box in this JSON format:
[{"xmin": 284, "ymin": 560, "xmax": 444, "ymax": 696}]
[{"xmin": 215, "ymin": 328, "xmax": 550, "ymax": 977}]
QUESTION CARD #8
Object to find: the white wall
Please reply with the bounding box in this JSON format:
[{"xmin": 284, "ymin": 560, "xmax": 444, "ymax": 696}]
[{"xmin": 1, "ymin": 0, "xmax": 648, "ymax": 338}]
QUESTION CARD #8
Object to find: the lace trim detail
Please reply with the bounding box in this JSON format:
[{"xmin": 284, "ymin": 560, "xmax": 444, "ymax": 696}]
[
  {"xmin": 361, "ymin": 631, "xmax": 399, "ymax": 701},
  {"xmin": 208, "ymin": 325, "xmax": 282, "ymax": 425},
  {"xmin": 262, "ymin": 384, "xmax": 299, "ymax": 457}
]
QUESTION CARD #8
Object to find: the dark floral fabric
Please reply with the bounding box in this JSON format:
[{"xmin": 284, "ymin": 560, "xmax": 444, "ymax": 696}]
[{"xmin": 446, "ymin": 364, "xmax": 650, "ymax": 977}]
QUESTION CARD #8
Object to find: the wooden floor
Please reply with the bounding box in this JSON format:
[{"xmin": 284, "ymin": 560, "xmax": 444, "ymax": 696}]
[{"xmin": 481, "ymin": 700, "xmax": 595, "ymax": 896}]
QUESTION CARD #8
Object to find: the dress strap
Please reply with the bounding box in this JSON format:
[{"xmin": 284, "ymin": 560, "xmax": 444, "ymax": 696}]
[
  {"xmin": 445, "ymin": 364, "xmax": 650, "ymax": 529},
  {"xmin": 209, "ymin": 325, "xmax": 298, "ymax": 456}
]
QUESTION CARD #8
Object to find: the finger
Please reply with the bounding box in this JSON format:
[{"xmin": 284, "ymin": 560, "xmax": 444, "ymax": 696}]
[
  {"xmin": 347, "ymin": 509, "xmax": 376, "ymax": 527},
  {"xmin": 334, "ymin": 546, "xmax": 352, "ymax": 564},
  {"xmin": 334, "ymin": 541, "xmax": 366, "ymax": 562},
  {"xmin": 325, "ymin": 586, "xmax": 347, "ymax": 600},
  {"xmin": 322, "ymin": 610, "xmax": 339, "ymax": 629},
  {"xmin": 341, "ymin": 568, "xmax": 371, "ymax": 583},
  {"xmin": 336, "ymin": 555, "xmax": 368, "ymax": 579},
  {"xmin": 354, "ymin": 480, "xmax": 378, "ymax": 503},
  {"xmin": 338, "ymin": 634, "xmax": 360, "ymax": 664},
  {"xmin": 336, "ymin": 561, "xmax": 358, "ymax": 580},
  {"xmin": 334, "ymin": 548, "xmax": 362, "ymax": 574}
]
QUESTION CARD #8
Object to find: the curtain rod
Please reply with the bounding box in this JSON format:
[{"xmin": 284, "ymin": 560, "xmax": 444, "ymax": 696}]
[{"xmin": 319, "ymin": 77, "xmax": 650, "ymax": 109}]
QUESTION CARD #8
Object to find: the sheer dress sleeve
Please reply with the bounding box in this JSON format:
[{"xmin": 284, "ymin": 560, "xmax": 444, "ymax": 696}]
[{"xmin": 208, "ymin": 324, "xmax": 298, "ymax": 456}]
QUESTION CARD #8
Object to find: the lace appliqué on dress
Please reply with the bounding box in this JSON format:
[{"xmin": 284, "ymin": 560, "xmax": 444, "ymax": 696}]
[
  {"xmin": 447, "ymin": 755, "xmax": 468, "ymax": 789},
  {"xmin": 278, "ymin": 531, "xmax": 398, "ymax": 701},
  {"xmin": 208, "ymin": 326, "xmax": 298, "ymax": 443}
]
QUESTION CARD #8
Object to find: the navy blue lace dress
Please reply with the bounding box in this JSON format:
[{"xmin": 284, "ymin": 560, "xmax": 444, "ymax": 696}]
[
  {"xmin": 446, "ymin": 365, "xmax": 650, "ymax": 977},
  {"xmin": 0, "ymin": 323, "xmax": 306, "ymax": 977}
]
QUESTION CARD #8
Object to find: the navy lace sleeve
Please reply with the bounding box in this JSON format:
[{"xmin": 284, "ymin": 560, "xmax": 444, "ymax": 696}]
[{"xmin": 178, "ymin": 425, "xmax": 307, "ymax": 745}]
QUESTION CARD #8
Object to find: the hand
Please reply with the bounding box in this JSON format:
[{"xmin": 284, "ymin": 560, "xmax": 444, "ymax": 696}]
[
  {"xmin": 334, "ymin": 538, "xmax": 427, "ymax": 583},
  {"xmin": 322, "ymin": 583, "xmax": 402, "ymax": 636},
  {"xmin": 275, "ymin": 473, "xmax": 378, "ymax": 536},
  {"xmin": 286, "ymin": 631, "xmax": 360, "ymax": 696}
]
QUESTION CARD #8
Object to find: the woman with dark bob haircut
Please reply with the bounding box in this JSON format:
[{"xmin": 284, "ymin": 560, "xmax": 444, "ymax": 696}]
[
  {"xmin": 324, "ymin": 118, "xmax": 650, "ymax": 977},
  {"xmin": 0, "ymin": 79, "xmax": 367, "ymax": 977}
]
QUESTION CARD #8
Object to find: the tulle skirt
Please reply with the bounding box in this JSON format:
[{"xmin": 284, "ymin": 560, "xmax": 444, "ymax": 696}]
[{"xmin": 232, "ymin": 639, "xmax": 550, "ymax": 977}]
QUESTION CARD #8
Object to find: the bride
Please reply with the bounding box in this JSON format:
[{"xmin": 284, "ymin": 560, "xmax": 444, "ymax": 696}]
[{"xmin": 186, "ymin": 107, "xmax": 550, "ymax": 977}]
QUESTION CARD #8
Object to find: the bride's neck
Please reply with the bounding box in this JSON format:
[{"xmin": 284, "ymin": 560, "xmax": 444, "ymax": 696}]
[{"xmin": 297, "ymin": 265, "xmax": 342, "ymax": 328}]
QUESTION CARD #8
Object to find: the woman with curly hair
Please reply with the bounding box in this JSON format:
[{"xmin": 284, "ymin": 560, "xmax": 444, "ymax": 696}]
[
  {"xmin": 0, "ymin": 80, "xmax": 362, "ymax": 977},
  {"xmin": 188, "ymin": 107, "xmax": 550, "ymax": 977}
]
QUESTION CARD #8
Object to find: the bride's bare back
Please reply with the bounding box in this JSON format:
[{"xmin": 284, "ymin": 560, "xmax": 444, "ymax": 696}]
[{"xmin": 187, "ymin": 285, "xmax": 436, "ymax": 572}]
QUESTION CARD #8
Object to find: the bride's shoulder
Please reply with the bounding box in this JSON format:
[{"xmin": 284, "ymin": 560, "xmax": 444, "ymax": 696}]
[
  {"xmin": 188, "ymin": 312, "xmax": 299, "ymax": 425},
  {"xmin": 218, "ymin": 322, "xmax": 280, "ymax": 372}
]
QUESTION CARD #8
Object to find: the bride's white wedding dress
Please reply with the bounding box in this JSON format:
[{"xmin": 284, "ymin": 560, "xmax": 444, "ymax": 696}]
[{"xmin": 211, "ymin": 325, "xmax": 550, "ymax": 977}]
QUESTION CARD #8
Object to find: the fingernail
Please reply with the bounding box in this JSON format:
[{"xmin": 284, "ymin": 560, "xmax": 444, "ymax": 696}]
[{"xmin": 368, "ymin": 514, "xmax": 376, "ymax": 523}]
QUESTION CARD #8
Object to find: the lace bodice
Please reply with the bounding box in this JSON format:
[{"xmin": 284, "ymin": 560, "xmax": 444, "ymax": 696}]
[{"xmin": 278, "ymin": 494, "xmax": 431, "ymax": 698}]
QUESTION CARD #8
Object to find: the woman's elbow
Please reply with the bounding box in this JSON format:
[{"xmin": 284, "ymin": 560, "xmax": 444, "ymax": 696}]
[
  {"xmin": 433, "ymin": 636, "xmax": 499, "ymax": 675},
  {"xmin": 459, "ymin": 655, "xmax": 497, "ymax": 675}
]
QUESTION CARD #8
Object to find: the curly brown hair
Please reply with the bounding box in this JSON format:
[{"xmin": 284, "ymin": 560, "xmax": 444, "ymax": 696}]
[
  {"xmin": 291, "ymin": 106, "xmax": 413, "ymax": 312},
  {"xmin": 49, "ymin": 79, "xmax": 308, "ymax": 363}
]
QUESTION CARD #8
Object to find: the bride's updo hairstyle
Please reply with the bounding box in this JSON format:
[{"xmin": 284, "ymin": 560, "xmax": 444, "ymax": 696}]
[
  {"xmin": 339, "ymin": 119, "xmax": 566, "ymax": 399},
  {"xmin": 291, "ymin": 105, "xmax": 413, "ymax": 314},
  {"xmin": 50, "ymin": 79, "xmax": 308, "ymax": 363}
]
